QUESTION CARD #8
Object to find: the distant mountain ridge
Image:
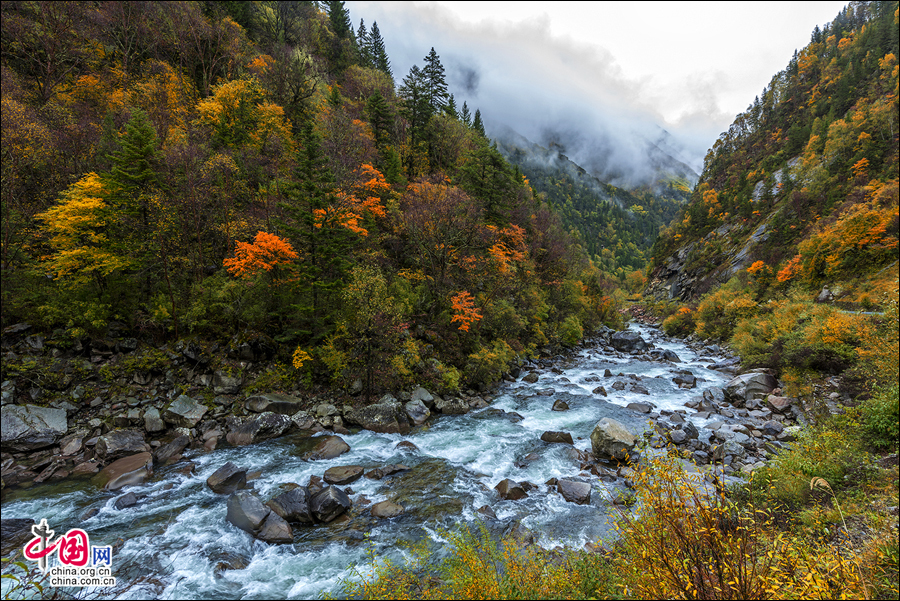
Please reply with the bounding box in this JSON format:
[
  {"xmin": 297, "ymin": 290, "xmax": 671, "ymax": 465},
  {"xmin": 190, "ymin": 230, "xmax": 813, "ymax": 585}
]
[{"xmin": 492, "ymin": 127, "xmax": 693, "ymax": 278}]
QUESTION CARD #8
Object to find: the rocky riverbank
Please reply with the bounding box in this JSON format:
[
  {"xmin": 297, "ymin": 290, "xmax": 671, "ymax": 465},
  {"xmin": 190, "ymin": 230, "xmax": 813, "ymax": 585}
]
[{"xmin": 1, "ymin": 321, "xmax": 844, "ymax": 569}]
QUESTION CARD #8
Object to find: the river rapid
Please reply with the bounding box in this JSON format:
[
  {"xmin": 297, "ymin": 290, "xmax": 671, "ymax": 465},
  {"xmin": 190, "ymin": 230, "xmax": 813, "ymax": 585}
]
[{"xmin": 1, "ymin": 324, "xmax": 734, "ymax": 599}]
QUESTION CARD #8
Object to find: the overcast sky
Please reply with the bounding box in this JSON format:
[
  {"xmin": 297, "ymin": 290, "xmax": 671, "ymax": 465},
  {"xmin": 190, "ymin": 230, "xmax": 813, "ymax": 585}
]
[{"xmin": 347, "ymin": 1, "xmax": 848, "ymax": 179}]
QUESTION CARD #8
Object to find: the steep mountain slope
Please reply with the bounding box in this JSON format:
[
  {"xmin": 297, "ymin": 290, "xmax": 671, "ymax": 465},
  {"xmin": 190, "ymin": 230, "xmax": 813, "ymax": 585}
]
[
  {"xmin": 648, "ymin": 1, "xmax": 899, "ymax": 300},
  {"xmin": 494, "ymin": 128, "xmax": 694, "ymax": 279}
]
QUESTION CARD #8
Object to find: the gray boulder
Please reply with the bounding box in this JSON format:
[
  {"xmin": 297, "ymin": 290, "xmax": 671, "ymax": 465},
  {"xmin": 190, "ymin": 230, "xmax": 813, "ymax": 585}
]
[
  {"xmin": 96, "ymin": 429, "xmax": 147, "ymax": 460},
  {"xmin": 226, "ymin": 491, "xmax": 270, "ymax": 534},
  {"xmin": 724, "ymin": 373, "xmax": 779, "ymax": 403},
  {"xmin": 144, "ymin": 407, "xmax": 166, "ymax": 432},
  {"xmin": 404, "ymin": 399, "xmax": 431, "ymax": 426},
  {"xmin": 669, "ymin": 430, "xmax": 688, "ymax": 444},
  {"xmin": 703, "ymin": 387, "xmax": 726, "ymax": 404},
  {"xmin": 300, "ymin": 436, "xmax": 350, "ymax": 461},
  {"xmin": 226, "ymin": 412, "xmax": 292, "ymax": 446},
  {"xmin": 257, "ymin": 512, "xmax": 293, "ymax": 544},
  {"xmin": 309, "ymin": 485, "xmax": 352, "ymax": 522},
  {"xmin": 557, "ymin": 479, "xmax": 591, "ymax": 505},
  {"xmin": 495, "ymin": 479, "xmax": 527, "ymax": 500},
  {"xmin": 1, "ymin": 404, "xmax": 68, "ymax": 452},
  {"xmin": 163, "ymin": 395, "xmax": 208, "ymax": 428},
  {"xmin": 371, "ymin": 501, "xmax": 405, "ymax": 518},
  {"xmin": 344, "ymin": 402, "xmax": 410, "ymax": 434},
  {"xmin": 590, "ymin": 418, "xmax": 636, "ymax": 462},
  {"xmin": 114, "ymin": 492, "xmax": 138, "ymax": 510},
  {"xmin": 245, "ymin": 393, "xmax": 304, "ymax": 415},
  {"xmin": 611, "ymin": 331, "xmax": 649, "ymax": 352},
  {"xmin": 1, "ymin": 519, "xmax": 34, "ymax": 557},
  {"xmin": 153, "ymin": 435, "xmax": 190, "ymax": 465},
  {"xmin": 766, "ymin": 395, "xmax": 796, "ymax": 413},
  {"xmin": 143, "ymin": 407, "xmax": 165, "ymax": 433},
  {"xmin": 266, "ymin": 487, "xmax": 314, "ymax": 523},
  {"xmin": 207, "ymin": 462, "xmax": 247, "ymax": 494},
  {"xmin": 540, "ymin": 431, "xmax": 573, "ymax": 445},
  {"xmin": 551, "ymin": 400, "xmax": 569, "ymax": 411},
  {"xmin": 323, "ymin": 465, "xmax": 364, "ymax": 485},
  {"xmin": 434, "ymin": 396, "xmax": 469, "ymax": 415},
  {"xmin": 212, "ymin": 370, "xmax": 242, "ymax": 395},
  {"xmin": 410, "ymin": 386, "xmax": 435, "ymax": 408}
]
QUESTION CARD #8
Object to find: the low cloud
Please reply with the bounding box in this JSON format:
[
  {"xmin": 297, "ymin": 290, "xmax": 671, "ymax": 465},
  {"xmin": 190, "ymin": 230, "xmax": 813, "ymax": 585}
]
[{"xmin": 350, "ymin": 2, "xmax": 731, "ymax": 185}]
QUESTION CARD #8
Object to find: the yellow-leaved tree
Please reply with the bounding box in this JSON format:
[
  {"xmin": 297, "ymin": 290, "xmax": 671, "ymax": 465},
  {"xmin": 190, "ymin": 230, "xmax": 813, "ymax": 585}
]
[{"xmin": 36, "ymin": 173, "xmax": 131, "ymax": 289}]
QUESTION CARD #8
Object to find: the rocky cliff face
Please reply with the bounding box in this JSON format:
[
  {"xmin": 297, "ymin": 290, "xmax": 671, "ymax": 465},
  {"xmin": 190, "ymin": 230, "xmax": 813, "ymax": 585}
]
[{"xmin": 645, "ymin": 219, "xmax": 771, "ymax": 301}]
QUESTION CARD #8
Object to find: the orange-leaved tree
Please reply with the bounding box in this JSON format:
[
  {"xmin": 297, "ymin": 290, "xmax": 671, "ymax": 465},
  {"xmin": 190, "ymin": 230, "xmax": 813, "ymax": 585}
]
[
  {"xmin": 223, "ymin": 230, "xmax": 298, "ymax": 284},
  {"xmin": 450, "ymin": 290, "xmax": 482, "ymax": 333}
]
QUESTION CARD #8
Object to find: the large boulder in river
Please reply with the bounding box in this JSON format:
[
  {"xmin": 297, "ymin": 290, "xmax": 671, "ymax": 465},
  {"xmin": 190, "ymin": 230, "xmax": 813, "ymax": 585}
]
[
  {"xmin": 723, "ymin": 372, "xmax": 778, "ymax": 403},
  {"xmin": 300, "ymin": 436, "xmax": 350, "ymax": 461},
  {"xmin": 434, "ymin": 396, "xmax": 469, "ymax": 415},
  {"xmin": 324, "ymin": 465, "xmax": 364, "ymax": 485},
  {"xmin": 153, "ymin": 435, "xmax": 190, "ymax": 465},
  {"xmin": 245, "ymin": 393, "xmax": 305, "ymax": 415},
  {"xmin": 410, "ymin": 386, "xmax": 435, "ymax": 408},
  {"xmin": 96, "ymin": 429, "xmax": 147, "ymax": 460},
  {"xmin": 266, "ymin": 487, "xmax": 314, "ymax": 523},
  {"xmin": 309, "ymin": 485, "xmax": 352, "ymax": 522},
  {"xmin": 495, "ymin": 478, "xmax": 528, "ymax": 500},
  {"xmin": 344, "ymin": 402, "xmax": 410, "ymax": 434},
  {"xmin": 207, "ymin": 462, "xmax": 247, "ymax": 494},
  {"xmin": 557, "ymin": 479, "xmax": 591, "ymax": 505},
  {"xmin": 404, "ymin": 399, "xmax": 431, "ymax": 426},
  {"xmin": 257, "ymin": 513, "xmax": 292, "ymax": 544},
  {"xmin": 590, "ymin": 418, "xmax": 636, "ymax": 462},
  {"xmin": 94, "ymin": 452, "xmax": 153, "ymax": 490},
  {"xmin": 163, "ymin": 395, "xmax": 208, "ymax": 428},
  {"xmin": 226, "ymin": 412, "xmax": 292, "ymax": 446},
  {"xmin": 226, "ymin": 491, "xmax": 270, "ymax": 534},
  {"xmin": 1, "ymin": 404, "xmax": 68, "ymax": 452},
  {"xmin": 540, "ymin": 431, "xmax": 574, "ymax": 445},
  {"xmin": 610, "ymin": 331, "xmax": 649, "ymax": 353}
]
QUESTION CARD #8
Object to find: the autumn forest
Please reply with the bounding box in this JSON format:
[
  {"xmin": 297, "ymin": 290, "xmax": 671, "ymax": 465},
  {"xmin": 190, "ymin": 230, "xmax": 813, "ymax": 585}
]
[{"xmin": 1, "ymin": 1, "xmax": 626, "ymax": 398}]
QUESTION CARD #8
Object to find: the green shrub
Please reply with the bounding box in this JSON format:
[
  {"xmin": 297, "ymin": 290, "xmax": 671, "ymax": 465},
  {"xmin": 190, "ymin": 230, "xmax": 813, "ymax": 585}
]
[
  {"xmin": 558, "ymin": 315, "xmax": 584, "ymax": 346},
  {"xmin": 861, "ymin": 384, "xmax": 899, "ymax": 451}
]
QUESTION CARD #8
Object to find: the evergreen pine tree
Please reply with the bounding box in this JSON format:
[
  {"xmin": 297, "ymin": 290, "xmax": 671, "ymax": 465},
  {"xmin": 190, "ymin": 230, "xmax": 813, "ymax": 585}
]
[
  {"xmin": 399, "ymin": 65, "xmax": 431, "ymax": 145},
  {"xmin": 326, "ymin": 1, "xmax": 353, "ymax": 73},
  {"xmin": 457, "ymin": 138, "xmax": 518, "ymax": 224},
  {"xmin": 280, "ymin": 122, "xmax": 354, "ymax": 337},
  {"xmin": 108, "ymin": 109, "xmax": 161, "ymax": 193},
  {"xmin": 365, "ymin": 89, "xmax": 394, "ymax": 149},
  {"xmin": 461, "ymin": 101, "xmax": 472, "ymax": 126},
  {"xmin": 472, "ymin": 108, "xmax": 486, "ymax": 137},
  {"xmin": 357, "ymin": 18, "xmax": 372, "ymax": 67},
  {"xmin": 106, "ymin": 108, "xmax": 163, "ymax": 299},
  {"xmin": 444, "ymin": 93, "xmax": 458, "ymax": 119},
  {"xmin": 369, "ymin": 22, "xmax": 392, "ymax": 79},
  {"xmin": 422, "ymin": 47, "xmax": 449, "ymax": 112}
]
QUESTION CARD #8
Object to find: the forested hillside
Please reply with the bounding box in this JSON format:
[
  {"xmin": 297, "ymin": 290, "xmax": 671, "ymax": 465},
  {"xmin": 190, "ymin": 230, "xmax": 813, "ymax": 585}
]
[
  {"xmin": 647, "ymin": 0, "xmax": 898, "ymax": 438},
  {"xmin": 0, "ymin": 1, "xmax": 622, "ymax": 397},
  {"xmin": 649, "ymin": 0, "xmax": 898, "ymax": 299},
  {"xmin": 496, "ymin": 134, "xmax": 691, "ymax": 283}
]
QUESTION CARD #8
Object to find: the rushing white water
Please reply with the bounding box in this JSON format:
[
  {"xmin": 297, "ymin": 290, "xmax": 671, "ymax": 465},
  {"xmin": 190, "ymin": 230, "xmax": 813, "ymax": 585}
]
[{"xmin": 1, "ymin": 324, "xmax": 732, "ymax": 599}]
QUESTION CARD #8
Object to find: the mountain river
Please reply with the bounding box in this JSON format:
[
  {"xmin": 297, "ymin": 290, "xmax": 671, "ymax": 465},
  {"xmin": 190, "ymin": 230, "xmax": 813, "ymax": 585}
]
[{"xmin": 1, "ymin": 324, "xmax": 735, "ymax": 599}]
